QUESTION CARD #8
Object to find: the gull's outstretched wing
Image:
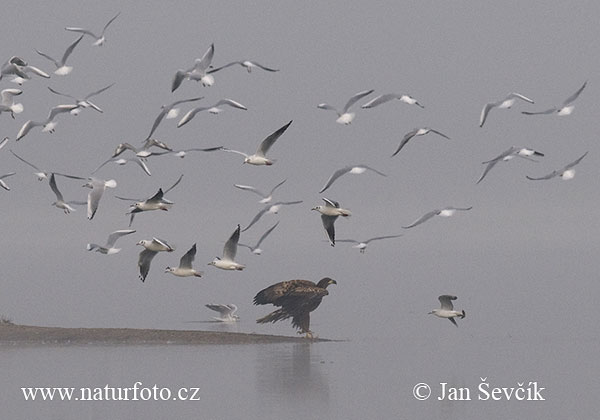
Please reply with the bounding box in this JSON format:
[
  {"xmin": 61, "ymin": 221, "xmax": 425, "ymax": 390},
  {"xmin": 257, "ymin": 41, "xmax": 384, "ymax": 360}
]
[
  {"xmin": 256, "ymin": 120, "xmax": 292, "ymax": 157},
  {"xmin": 342, "ymin": 89, "xmax": 374, "ymax": 113}
]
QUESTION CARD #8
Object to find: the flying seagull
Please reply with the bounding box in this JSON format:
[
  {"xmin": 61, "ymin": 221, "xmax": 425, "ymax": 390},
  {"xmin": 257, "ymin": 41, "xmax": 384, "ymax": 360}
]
[
  {"xmin": 220, "ymin": 120, "xmax": 292, "ymax": 165},
  {"xmin": 317, "ymin": 89, "xmax": 374, "ymax": 125},
  {"xmin": 92, "ymin": 156, "xmax": 152, "ymax": 177},
  {"xmin": 361, "ymin": 93, "xmax": 424, "ymax": 109},
  {"xmin": 87, "ymin": 229, "xmax": 135, "ymax": 254},
  {"xmin": 205, "ymin": 304, "xmax": 239, "ymax": 322},
  {"xmin": 234, "ymin": 179, "xmax": 287, "ymax": 203},
  {"xmin": 165, "ymin": 243, "xmax": 204, "ymax": 278},
  {"xmin": 336, "ymin": 234, "xmax": 403, "ymax": 253},
  {"xmin": 242, "ymin": 201, "xmax": 302, "ymax": 232},
  {"xmin": 83, "ymin": 177, "xmax": 117, "ymax": 220},
  {"xmin": 176, "ymin": 99, "xmax": 247, "ymax": 128},
  {"xmin": 146, "ymin": 97, "xmax": 204, "ymax": 140},
  {"xmin": 147, "ymin": 146, "xmax": 223, "ymax": 159},
  {"xmin": 522, "ymin": 81, "xmax": 587, "ymax": 116},
  {"xmin": 0, "ymin": 88, "xmax": 24, "ymax": 118},
  {"xmin": 0, "ymin": 56, "xmax": 49, "ymax": 84},
  {"xmin": 10, "ymin": 150, "xmax": 83, "ymax": 181},
  {"xmin": 65, "ymin": 12, "xmax": 121, "ymax": 46},
  {"xmin": 311, "ymin": 198, "xmax": 351, "ymax": 246},
  {"xmin": 208, "ymin": 224, "xmax": 245, "ymax": 270},
  {"xmin": 172, "ymin": 44, "xmax": 216, "ymax": 91},
  {"xmin": 112, "ymin": 138, "xmax": 173, "ymax": 159},
  {"xmin": 209, "ymin": 59, "xmax": 279, "ymax": 73},
  {"xmin": 136, "ymin": 237, "xmax": 174, "ymax": 282},
  {"xmin": 403, "ymin": 207, "xmax": 473, "ymax": 229},
  {"xmin": 0, "ymin": 172, "xmax": 16, "ymax": 191},
  {"xmin": 35, "ymin": 35, "xmax": 84, "ymax": 76},
  {"xmin": 477, "ymin": 146, "xmax": 544, "ymax": 184},
  {"xmin": 47, "ymin": 83, "xmax": 114, "ymax": 114},
  {"xmin": 479, "ymin": 92, "xmax": 534, "ymax": 127},
  {"xmin": 319, "ymin": 164, "xmax": 386, "ymax": 193},
  {"xmin": 49, "ymin": 173, "xmax": 86, "ymax": 214},
  {"xmin": 238, "ymin": 221, "xmax": 280, "ymax": 255},
  {"xmin": 392, "ymin": 127, "xmax": 450, "ymax": 157},
  {"xmin": 429, "ymin": 295, "xmax": 465, "ymax": 327},
  {"xmin": 16, "ymin": 104, "xmax": 80, "ymax": 141},
  {"xmin": 526, "ymin": 151, "xmax": 588, "ymax": 181}
]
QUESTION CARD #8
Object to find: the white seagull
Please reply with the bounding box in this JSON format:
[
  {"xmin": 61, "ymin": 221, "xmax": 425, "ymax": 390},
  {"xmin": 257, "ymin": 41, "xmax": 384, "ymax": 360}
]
[
  {"xmin": 429, "ymin": 295, "xmax": 465, "ymax": 327},
  {"xmin": 172, "ymin": 44, "xmax": 217, "ymax": 91},
  {"xmin": 392, "ymin": 127, "xmax": 450, "ymax": 157},
  {"xmin": 137, "ymin": 237, "xmax": 174, "ymax": 282},
  {"xmin": 177, "ymin": 99, "xmax": 247, "ymax": 128},
  {"xmin": 361, "ymin": 93, "xmax": 424, "ymax": 109},
  {"xmin": 92, "ymin": 156, "xmax": 152, "ymax": 177},
  {"xmin": 208, "ymin": 224, "xmax": 245, "ymax": 270},
  {"xmin": 65, "ymin": 12, "xmax": 121, "ymax": 46},
  {"xmin": 0, "ymin": 56, "xmax": 50, "ymax": 84},
  {"xmin": 205, "ymin": 304, "xmax": 240, "ymax": 322},
  {"xmin": 526, "ymin": 151, "xmax": 588, "ymax": 181},
  {"xmin": 234, "ymin": 179, "xmax": 287, "ymax": 203},
  {"xmin": 49, "ymin": 173, "xmax": 86, "ymax": 214},
  {"xmin": 148, "ymin": 146, "xmax": 223, "ymax": 159},
  {"xmin": 47, "ymin": 83, "xmax": 114, "ymax": 114},
  {"xmin": 241, "ymin": 201, "xmax": 302, "ymax": 232},
  {"xmin": 10, "ymin": 149, "xmax": 83, "ymax": 181},
  {"xmin": 403, "ymin": 207, "xmax": 473, "ymax": 229},
  {"xmin": 0, "ymin": 172, "xmax": 16, "ymax": 191},
  {"xmin": 83, "ymin": 177, "xmax": 117, "ymax": 220},
  {"xmin": 221, "ymin": 120, "xmax": 292, "ymax": 165},
  {"xmin": 479, "ymin": 92, "xmax": 534, "ymax": 127},
  {"xmin": 165, "ymin": 244, "xmax": 204, "ymax": 278},
  {"xmin": 146, "ymin": 97, "xmax": 204, "ymax": 140},
  {"xmin": 522, "ymin": 81, "xmax": 587, "ymax": 116},
  {"xmin": 239, "ymin": 221, "xmax": 280, "ymax": 255},
  {"xmin": 477, "ymin": 146, "xmax": 544, "ymax": 184},
  {"xmin": 16, "ymin": 104, "xmax": 80, "ymax": 141},
  {"xmin": 112, "ymin": 138, "xmax": 173, "ymax": 159},
  {"xmin": 87, "ymin": 229, "xmax": 135, "ymax": 255},
  {"xmin": 317, "ymin": 89, "xmax": 374, "ymax": 125},
  {"xmin": 35, "ymin": 35, "xmax": 84, "ymax": 76},
  {"xmin": 319, "ymin": 164, "xmax": 386, "ymax": 193},
  {"xmin": 210, "ymin": 59, "xmax": 279, "ymax": 73},
  {"xmin": 336, "ymin": 234, "xmax": 403, "ymax": 253},
  {"xmin": 0, "ymin": 88, "xmax": 24, "ymax": 118},
  {"xmin": 311, "ymin": 198, "xmax": 352, "ymax": 246}
]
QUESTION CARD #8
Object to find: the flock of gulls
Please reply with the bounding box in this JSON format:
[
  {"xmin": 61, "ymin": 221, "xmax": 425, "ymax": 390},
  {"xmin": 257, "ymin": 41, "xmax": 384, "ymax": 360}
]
[{"xmin": 0, "ymin": 11, "xmax": 591, "ymax": 337}]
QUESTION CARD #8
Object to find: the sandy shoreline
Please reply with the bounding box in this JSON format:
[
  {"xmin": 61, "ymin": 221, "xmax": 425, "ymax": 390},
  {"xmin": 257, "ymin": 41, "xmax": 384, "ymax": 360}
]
[{"xmin": 0, "ymin": 324, "xmax": 331, "ymax": 346}]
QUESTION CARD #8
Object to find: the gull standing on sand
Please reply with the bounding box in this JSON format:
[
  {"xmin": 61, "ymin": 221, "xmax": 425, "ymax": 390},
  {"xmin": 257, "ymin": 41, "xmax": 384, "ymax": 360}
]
[
  {"xmin": 336, "ymin": 234, "xmax": 403, "ymax": 253},
  {"xmin": 49, "ymin": 173, "xmax": 86, "ymax": 214},
  {"xmin": 35, "ymin": 35, "xmax": 84, "ymax": 76},
  {"xmin": 239, "ymin": 222, "xmax": 280, "ymax": 255},
  {"xmin": 361, "ymin": 93, "xmax": 424, "ymax": 109},
  {"xmin": 205, "ymin": 304, "xmax": 239, "ymax": 322},
  {"xmin": 522, "ymin": 81, "xmax": 587, "ymax": 116},
  {"xmin": 429, "ymin": 295, "xmax": 465, "ymax": 327},
  {"xmin": 403, "ymin": 207, "xmax": 472, "ymax": 229},
  {"xmin": 234, "ymin": 179, "xmax": 287, "ymax": 203},
  {"xmin": 221, "ymin": 120, "xmax": 292, "ymax": 165},
  {"xmin": 242, "ymin": 201, "xmax": 302, "ymax": 232},
  {"xmin": 392, "ymin": 127, "xmax": 450, "ymax": 157},
  {"xmin": 208, "ymin": 225, "xmax": 245, "ymax": 270},
  {"xmin": 83, "ymin": 177, "xmax": 117, "ymax": 220},
  {"xmin": 311, "ymin": 198, "xmax": 352, "ymax": 246},
  {"xmin": 137, "ymin": 237, "xmax": 174, "ymax": 282},
  {"xmin": 317, "ymin": 89, "xmax": 374, "ymax": 125},
  {"xmin": 16, "ymin": 104, "xmax": 80, "ymax": 141},
  {"xmin": 165, "ymin": 244, "xmax": 204, "ymax": 278},
  {"xmin": 477, "ymin": 146, "xmax": 544, "ymax": 184},
  {"xmin": 176, "ymin": 99, "xmax": 247, "ymax": 128},
  {"xmin": 65, "ymin": 12, "xmax": 121, "ymax": 46},
  {"xmin": 171, "ymin": 44, "xmax": 216, "ymax": 91},
  {"xmin": 87, "ymin": 229, "xmax": 135, "ymax": 254},
  {"xmin": 47, "ymin": 83, "xmax": 114, "ymax": 115},
  {"xmin": 0, "ymin": 88, "xmax": 24, "ymax": 118},
  {"xmin": 526, "ymin": 151, "xmax": 588, "ymax": 181},
  {"xmin": 319, "ymin": 164, "xmax": 386, "ymax": 193},
  {"xmin": 0, "ymin": 56, "xmax": 49, "ymax": 84},
  {"xmin": 0, "ymin": 172, "xmax": 16, "ymax": 191},
  {"xmin": 146, "ymin": 97, "xmax": 204, "ymax": 140},
  {"xmin": 479, "ymin": 92, "xmax": 534, "ymax": 127}
]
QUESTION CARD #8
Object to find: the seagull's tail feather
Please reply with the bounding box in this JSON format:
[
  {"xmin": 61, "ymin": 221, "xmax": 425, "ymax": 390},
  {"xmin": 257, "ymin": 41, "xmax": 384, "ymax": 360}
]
[
  {"xmin": 256, "ymin": 308, "xmax": 290, "ymax": 324},
  {"xmin": 460, "ymin": 310, "xmax": 466, "ymax": 319}
]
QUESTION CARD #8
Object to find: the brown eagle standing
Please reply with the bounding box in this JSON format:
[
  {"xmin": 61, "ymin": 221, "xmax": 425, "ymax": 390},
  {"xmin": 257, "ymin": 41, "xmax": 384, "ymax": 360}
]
[{"xmin": 253, "ymin": 277, "xmax": 337, "ymax": 338}]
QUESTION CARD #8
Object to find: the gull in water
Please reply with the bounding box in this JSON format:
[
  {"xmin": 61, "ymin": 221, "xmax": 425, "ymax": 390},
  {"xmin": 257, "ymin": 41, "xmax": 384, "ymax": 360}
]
[
  {"xmin": 83, "ymin": 177, "xmax": 117, "ymax": 220},
  {"xmin": 361, "ymin": 93, "xmax": 424, "ymax": 109},
  {"xmin": 221, "ymin": 120, "xmax": 292, "ymax": 165},
  {"xmin": 10, "ymin": 150, "xmax": 83, "ymax": 181},
  {"xmin": 205, "ymin": 304, "xmax": 239, "ymax": 322},
  {"xmin": 177, "ymin": 99, "xmax": 247, "ymax": 128},
  {"xmin": 526, "ymin": 151, "xmax": 588, "ymax": 181},
  {"xmin": 479, "ymin": 92, "xmax": 534, "ymax": 127},
  {"xmin": 522, "ymin": 81, "xmax": 587, "ymax": 116},
  {"xmin": 311, "ymin": 198, "xmax": 352, "ymax": 246},
  {"xmin": 65, "ymin": 12, "xmax": 121, "ymax": 46},
  {"xmin": 239, "ymin": 221, "xmax": 280, "ymax": 255},
  {"xmin": 242, "ymin": 201, "xmax": 302, "ymax": 232},
  {"xmin": 336, "ymin": 234, "xmax": 403, "ymax": 253},
  {"xmin": 146, "ymin": 97, "xmax": 204, "ymax": 140},
  {"xmin": 112, "ymin": 138, "xmax": 173, "ymax": 159},
  {"xmin": 392, "ymin": 127, "xmax": 450, "ymax": 157},
  {"xmin": 429, "ymin": 295, "xmax": 465, "ymax": 327},
  {"xmin": 317, "ymin": 89, "xmax": 374, "ymax": 125},
  {"xmin": 0, "ymin": 172, "xmax": 16, "ymax": 191},
  {"xmin": 234, "ymin": 179, "xmax": 287, "ymax": 203},
  {"xmin": 87, "ymin": 229, "xmax": 135, "ymax": 254},
  {"xmin": 477, "ymin": 146, "xmax": 544, "ymax": 184},
  {"xmin": 165, "ymin": 244, "xmax": 204, "ymax": 278},
  {"xmin": 49, "ymin": 173, "xmax": 86, "ymax": 214},
  {"xmin": 0, "ymin": 88, "xmax": 24, "ymax": 118},
  {"xmin": 137, "ymin": 237, "xmax": 174, "ymax": 282},
  {"xmin": 47, "ymin": 83, "xmax": 114, "ymax": 115},
  {"xmin": 319, "ymin": 164, "xmax": 386, "ymax": 193},
  {"xmin": 16, "ymin": 104, "xmax": 80, "ymax": 141},
  {"xmin": 209, "ymin": 59, "xmax": 279, "ymax": 73},
  {"xmin": 208, "ymin": 224, "xmax": 245, "ymax": 270},
  {"xmin": 403, "ymin": 207, "xmax": 472, "ymax": 229},
  {"xmin": 35, "ymin": 35, "xmax": 84, "ymax": 76},
  {"xmin": 92, "ymin": 156, "xmax": 151, "ymax": 176},
  {"xmin": 172, "ymin": 44, "xmax": 217, "ymax": 91},
  {"xmin": 0, "ymin": 56, "xmax": 49, "ymax": 84}
]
